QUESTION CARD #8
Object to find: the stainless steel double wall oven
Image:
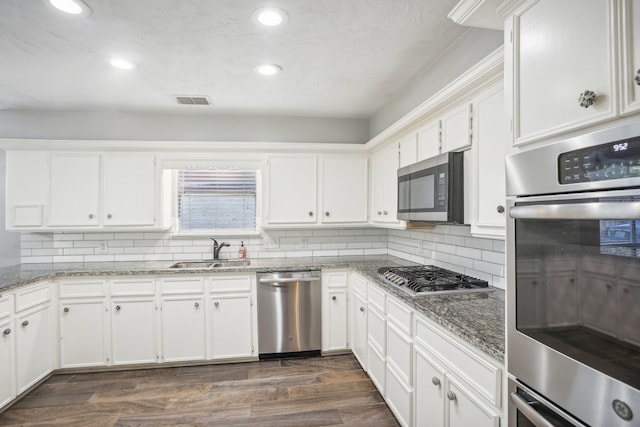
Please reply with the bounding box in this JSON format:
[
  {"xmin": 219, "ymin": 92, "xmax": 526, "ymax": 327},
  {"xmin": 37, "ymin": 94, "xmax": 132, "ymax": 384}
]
[{"xmin": 506, "ymin": 122, "xmax": 640, "ymax": 426}]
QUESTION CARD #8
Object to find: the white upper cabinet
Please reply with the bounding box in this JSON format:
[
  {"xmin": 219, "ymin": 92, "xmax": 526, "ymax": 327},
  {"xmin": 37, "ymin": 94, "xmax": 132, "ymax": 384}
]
[
  {"xmin": 49, "ymin": 154, "xmax": 101, "ymax": 227},
  {"xmin": 103, "ymin": 154, "xmax": 156, "ymax": 226},
  {"xmin": 398, "ymin": 133, "xmax": 418, "ymax": 168},
  {"xmin": 621, "ymin": 0, "xmax": 640, "ymax": 116},
  {"xmin": 371, "ymin": 144, "xmax": 400, "ymax": 225},
  {"xmin": 442, "ymin": 103, "xmax": 473, "ymax": 152},
  {"xmin": 506, "ymin": 0, "xmax": 617, "ymax": 145},
  {"xmin": 265, "ymin": 155, "xmax": 317, "ymax": 224},
  {"xmin": 5, "ymin": 151, "xmax": 48, "ymax": 229},
  {"xmin": 320, "ymin": 156, "xmax": 368, "ymax": 223},
  {"xmin": 417, "ymin": 120, "xmax": 441, "ymax": 161}
]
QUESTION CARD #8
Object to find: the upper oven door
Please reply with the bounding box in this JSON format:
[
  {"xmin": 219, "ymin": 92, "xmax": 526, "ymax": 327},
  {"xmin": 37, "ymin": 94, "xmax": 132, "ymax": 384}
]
[{"xmin": 507, "ymin": 189, "xmax": 640, "ymax": 426}]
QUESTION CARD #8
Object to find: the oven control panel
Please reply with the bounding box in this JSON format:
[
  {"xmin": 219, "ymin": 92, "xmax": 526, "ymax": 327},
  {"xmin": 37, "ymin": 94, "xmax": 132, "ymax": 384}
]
[{"xmin": 559, "ymin": 136, "xmax": 640, "ymax": 184}]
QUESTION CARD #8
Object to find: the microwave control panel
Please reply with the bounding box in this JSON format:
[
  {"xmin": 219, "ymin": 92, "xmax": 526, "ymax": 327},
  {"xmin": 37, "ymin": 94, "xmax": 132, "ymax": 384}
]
[{"xmin": 558, "ymin": 136, "xmax": 640, "ymax": 184}]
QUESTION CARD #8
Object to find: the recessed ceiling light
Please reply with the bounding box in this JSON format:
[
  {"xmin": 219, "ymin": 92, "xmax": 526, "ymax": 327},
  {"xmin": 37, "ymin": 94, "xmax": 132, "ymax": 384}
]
[
  {"xmin": 255, "ymin": 64, "xmax": 282, "ymax": 76},
  {"xmin": 48, "ymin": 0, "xmax": 91, "ymax": 16},
  {"xmin": 251, "ymin": 7, "xmax": 288, "ymax": 27},
  {"xmin": 110, "ymin": 58, "xmax": 137, "ymax": 70}
]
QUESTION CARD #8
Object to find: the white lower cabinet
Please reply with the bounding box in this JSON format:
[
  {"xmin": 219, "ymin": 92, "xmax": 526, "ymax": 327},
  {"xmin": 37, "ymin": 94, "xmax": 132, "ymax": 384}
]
[
  {"xmin": 0, "ymin": 315, "xmax": 15, "ymax": 408},
  {"xmin": 322, "ymin": 271, "xmax": 349, "ymax": 353},
  {"xmin": 161, "ymin": 297, "xmax": 206, "ymax": 362},
  {"xmin": 60, "ymin": 300, "xmax": 108, "ymax": 368},
  {"xmin": 209, "ymin": 293, "xmax": 253, "ymax": 359},
  {"xmin": 414, "ymin": 344, "xmax": 446, "ymax": 427},
  {"xmin": 350, "ymin": 288, "xmax": 368, "ymax": 369},
  {"xmin": 387, "ymin": 364, "xmax": 413, "ymax": 427},
  {"xmin": 386, "ymin": 297, "xmax": 413, "ymax": 427},
  {"xmin": 111, "ymin": 298, "xmax": 157, "ymax": 365},
  {"xmin": 447, "ymin": 375, "xmax": 500, "ymax": 427},
  {"xmin": 15, "ymin": 303, "xmax": 53, "ymax": 393}
]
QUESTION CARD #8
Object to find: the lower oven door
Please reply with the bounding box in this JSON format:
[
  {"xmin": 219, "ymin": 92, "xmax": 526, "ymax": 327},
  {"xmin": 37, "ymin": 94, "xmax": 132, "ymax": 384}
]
[
  {"xmin": 508, "ymin": 378, "xmax": 586, "ymax": 426},
  {"xmin": 507, "ymin": 189, "xmax": 640, "ymax": 426}
]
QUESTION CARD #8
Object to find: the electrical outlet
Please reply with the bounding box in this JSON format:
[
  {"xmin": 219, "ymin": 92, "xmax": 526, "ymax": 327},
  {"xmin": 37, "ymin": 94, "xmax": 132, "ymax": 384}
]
[
  {"xmin": 264, "ymin": 238, "xmax": 279, "ymax": 249},
  {"xmin": 96, "ymin": 241, "xmax": 108, "ymax": 254}
]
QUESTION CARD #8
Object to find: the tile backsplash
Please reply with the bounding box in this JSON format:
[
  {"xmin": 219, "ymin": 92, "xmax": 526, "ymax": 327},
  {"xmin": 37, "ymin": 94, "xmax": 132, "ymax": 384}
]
[{"xmin": 20, "ymin": 225, "xmax": 505, "ymax": 289}]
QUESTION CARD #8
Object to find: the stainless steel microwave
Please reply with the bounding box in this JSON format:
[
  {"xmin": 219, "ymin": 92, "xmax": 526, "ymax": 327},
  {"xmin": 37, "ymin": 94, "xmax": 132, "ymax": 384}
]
[{"xmin": 397, "ymin": 151, "xmax": 464, "ymax": 223}]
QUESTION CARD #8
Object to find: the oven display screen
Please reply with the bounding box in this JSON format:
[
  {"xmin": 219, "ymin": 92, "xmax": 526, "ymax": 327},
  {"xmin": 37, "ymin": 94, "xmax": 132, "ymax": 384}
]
[{"xmin": 558, "ymin": 136, "xmax": 640, "ymax": 184}]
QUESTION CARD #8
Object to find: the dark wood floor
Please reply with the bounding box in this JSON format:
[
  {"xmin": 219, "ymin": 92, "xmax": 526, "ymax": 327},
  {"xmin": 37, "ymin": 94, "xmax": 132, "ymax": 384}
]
[{"xmin": 0, "ymin": 354, "xmax": 400, "ymax": 426}]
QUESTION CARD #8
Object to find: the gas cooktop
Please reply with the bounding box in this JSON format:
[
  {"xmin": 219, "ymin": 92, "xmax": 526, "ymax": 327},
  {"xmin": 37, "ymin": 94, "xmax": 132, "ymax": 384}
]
[{"xmin": 377, "ymin": 265, "xmax": 490, "ymax": 296}]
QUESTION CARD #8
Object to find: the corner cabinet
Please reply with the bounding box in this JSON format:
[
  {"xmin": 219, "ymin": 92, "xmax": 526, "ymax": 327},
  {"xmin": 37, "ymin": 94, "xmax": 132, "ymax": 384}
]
[
  {"xmin": 6, "ymin": 150, "xmax": 162, "ymax": 231},
  {"xmin": 264, "ymin": 154, "xmax": 368, "ymax": 226}
]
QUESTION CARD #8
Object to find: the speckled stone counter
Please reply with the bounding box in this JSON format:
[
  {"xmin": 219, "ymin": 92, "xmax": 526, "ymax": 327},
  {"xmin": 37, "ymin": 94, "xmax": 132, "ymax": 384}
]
[{"xmin": 0, "ymin": 255, "xmax": 505, "ymax": 362}]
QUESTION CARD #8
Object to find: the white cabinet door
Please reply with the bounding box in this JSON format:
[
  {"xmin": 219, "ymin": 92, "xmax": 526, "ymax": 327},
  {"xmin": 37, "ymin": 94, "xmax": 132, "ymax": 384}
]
[
  {"xmin": 49, "ymin": 154, "xmax": 100, "ymax": 227},
  {"xmin": 471, "ymin": 84, "xmax": 509, "ymax": 238},
  {"xmin": 512, "ymin": 0, "xmax": 616, "ymax": 144},
  {"xmin": 161, "ymin": 297, "xmax": 206, "ymax": 362},
  {"xmin": 621, "ymin": 0, "xmax": 640, "ymax": 115},
  {"xmin": 15, "ymin": 304, "xmax": 53, "ymax": 393},
  {"xmin": 447, "ymin": 376, "xmax": 500, "ymax": 427},
  {"xmin": 321, "ymin": 156, "xmax": 368, "ymax": 224},
  {"xmin": 371, "ymin": 144, "xmax": 399, "ymax": 224},
  {"xmin": 60, "ymin": 300, "xmax": 107, "ymax": 368},
  {"xmin": 414, "ymin": 345, "xmax": 445, "ymax": 427},
  {"xmin": 0, "ymin": 317, "xmax": 15, "ymax": 408},
  {"xmin": 323, "ymin": 288, "xmax": 348, "ymax": 352},
  {"xmin": 266, "ymin": 156, "xmax": 317, "ymax": 224},
  {"xmin": 210, "ymin": 294, "xmax": 253, "ymax": 359},
  {"xmin": 350, "ymin": 290, "xmax": 368, "ymax": 369},
  {"xmin": 5, "ymin": 151, "xmax": 48, "ymax": 229},
  {"xmin": 442, "ymin": 104, "xmax": 472, "ymax": 152},
  {"xmin": 417, "ymin": 120, "xmax": 441, "ymax": 161},
  {"xmin": 399, "ymin": 134, "xmax": 417, "ymax": 167},
  {"xmin": 111, "ymin": 299, "xmax": 157, "ymax": 365},
  {"xmin": 387, "ymin": 364, "xmax": 413, "ymax": 427},
  {"xmin": 103, "ymin": 154, "xmax": 156, "ymax": 226}
]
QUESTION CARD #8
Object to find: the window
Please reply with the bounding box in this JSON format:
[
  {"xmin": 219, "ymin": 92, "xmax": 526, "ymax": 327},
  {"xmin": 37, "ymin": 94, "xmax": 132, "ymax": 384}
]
[{"xmin": 177, "ymin": 169, "xmax": 257, "ymax": 233}]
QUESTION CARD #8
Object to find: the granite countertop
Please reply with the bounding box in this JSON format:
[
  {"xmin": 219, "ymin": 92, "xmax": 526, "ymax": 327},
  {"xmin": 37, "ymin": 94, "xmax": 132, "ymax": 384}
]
[{"xmin": 0, "ymin": 255, "xmax": 505, "ymax": 362}]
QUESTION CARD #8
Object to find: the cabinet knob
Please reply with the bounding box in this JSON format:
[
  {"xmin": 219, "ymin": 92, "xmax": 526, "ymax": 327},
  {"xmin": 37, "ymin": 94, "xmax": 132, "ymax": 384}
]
[
  {"xmin": 332, "ymin": 295, "xmax": 337, "ymax": 301},
  {"xmin": 447, "ymin": 391, "xmax": 457, "ymax": 401},
  {"xmin": 115, "ymin": 305, "xmax": 121, "ymax": 311},
  {"xmin": 63, "ymin": 307, "xmax": 69, "ymax": 313},
  {"xmin": 578, "ymin": 90, "xmax": 596, "ymax": 108},
  {"xmin": 214, "ymin": 301, "xmax": 219, "ymax": 307},
  {"xmin": 89, "ymin": 213, "xmax": 95, "ymax": 219},
  {"xmin": 3, "ymin": 329, "xmax": 10, "ymax": 335},
  {"xmin": 431, "ymin": 377, "xmax": 441, "ymax": 386},
  {"xmin": 194, "ymin": 302, "xmax": 200, "ymax": 308},
  {"xmin": 377, "ymin": 211, "xmax": 382, "ymax": 215},
  {"xmin": 308, "ymin": 211, "xmax": 314, "ymax": 217},
  {"xmin": 360, "ymin": 306, "xmax": 365, "ymax": 312},
  {"xmin": 496, "ymin": 205, "xmax": 505, "ymax": 214},
  {"xmin": 635, "ymin": 69, "xmax": 640, "ymax": 86},
  {"xmin": 325, "ymin": 212, "xmax": 330, "ymax": 217},
  {"xmin": 383, "ymin": 210, "xmax": 388, "ymax": 215},
  {"xmin": 624, "ymin": 287, "xmax": 629, "ymax": 293},
  {"xmin": 107, "ymin": 213, "xmax": 113, "ymax": 219},
  {"xmin": 606, "ymin": 283, "xmax": 612, "ymax": 289},
  {"xmin": 22, "ymin": 320, "xmax": 29, "ymax": 327}
]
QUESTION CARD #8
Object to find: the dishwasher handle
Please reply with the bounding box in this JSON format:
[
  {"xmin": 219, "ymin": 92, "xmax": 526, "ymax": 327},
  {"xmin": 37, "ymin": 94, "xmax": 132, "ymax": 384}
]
[{"xmin": 259, "ymin": 277, "xmax": 321, "ymax": 284}]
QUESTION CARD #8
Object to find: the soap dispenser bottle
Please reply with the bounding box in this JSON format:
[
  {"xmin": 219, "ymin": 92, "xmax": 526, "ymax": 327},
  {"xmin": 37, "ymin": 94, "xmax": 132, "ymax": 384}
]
[{"xmin": 238, "ymin": 241, "xmax": 247, "ymax": 260}]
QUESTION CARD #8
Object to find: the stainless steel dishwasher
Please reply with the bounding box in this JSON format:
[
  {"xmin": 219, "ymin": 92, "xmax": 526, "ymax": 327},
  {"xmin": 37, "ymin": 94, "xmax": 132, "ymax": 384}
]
[{"xmin": 257, "ymin": 270, "xmax": 321, "ymax": 358}]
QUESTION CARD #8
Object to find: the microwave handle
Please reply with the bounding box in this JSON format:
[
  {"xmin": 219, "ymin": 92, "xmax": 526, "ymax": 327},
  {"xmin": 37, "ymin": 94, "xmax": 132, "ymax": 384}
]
[
  {"xmin": 510, "ymin": 392, "xmax": 555, "ymax": 427},
  {"xmin": 509, "ymin": 202, "xmax": 640, "ymax": 220}
]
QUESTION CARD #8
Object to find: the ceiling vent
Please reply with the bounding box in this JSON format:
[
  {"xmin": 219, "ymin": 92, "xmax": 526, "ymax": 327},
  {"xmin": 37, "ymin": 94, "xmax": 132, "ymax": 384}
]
[{"xmin": 175, "ymin": 96, "xmax": 210, "ymax": 105}]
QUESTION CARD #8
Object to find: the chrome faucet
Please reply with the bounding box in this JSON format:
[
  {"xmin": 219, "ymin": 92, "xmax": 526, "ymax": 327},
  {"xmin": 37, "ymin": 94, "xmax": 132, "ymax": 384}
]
[{"xmin": 210, "ymin": 238, "xmax": 230, "ymax": 260}]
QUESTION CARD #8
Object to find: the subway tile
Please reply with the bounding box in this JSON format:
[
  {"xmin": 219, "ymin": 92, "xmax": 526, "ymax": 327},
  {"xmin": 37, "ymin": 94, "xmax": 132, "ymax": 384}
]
[
  {"xmin": 493, "ymin": 239, "xmax": 506, "ymax": 253},
  {"xmin": 435, "ymin": 243, "xmax": 456, "ymax": 255},
  {"xmin": 53, "ymin": 233, "xmax": 83, "ymax": 241},
  {"xmin": 21, "ymin": 233, "xmax": 52, "ymax": 242},
  {"xmin": 313, "ymin": 249, "xmax": 339, "ymax": 257},
  {"xmin": 364, "ymin": 248, "xmax": 387, "ymax": 255},
  {"xmin": 143, "ymin": 254, "xmax": 173, "ymax": 261},
  {"xmin": 22, "ymin": 256, "xmax": 53, "ymax": 263},
  {"xmin": 482, "ymin": 250, "xmax": 506, "ymax": 265},
  {"xmin": 449, "ymin": 255, "xmax": 474, "ymax": 269},
  {"xmin": 114, "ymin": 254, "xmax": 145, "ymax": 262},
  {"xmin": 492, "ymin": 276, "xmax": 506, "ymax": 290},
  {"xmin": 450, "ymin": 226, "xmax": 472, "ymax": 237},
  {"xmin": 113, "ymin": 232, "xmax": 144, "ymax": 240},
  {"xmin": 22, "ymin": 242, "xmax": 43, "ymax": 249},
  {"xmin": 84, "ymin": 255, "xmax": 115, "ymax": 262},
  {"xmin": 321, "ymin": 243, "xmax": 348, "ymax": 250},
  {"xmin": 338, "ymin": 229, "xmax": 365, "ymax": 236},
  {"xmin": 464, "ymin": 237, "xmax": 494, "ymax": 250},
  {"xmin": 456, "ymin": 246, "xmax": 482, "ymax": 260},
  {"xmin": 286, "ymin": 250, "xmax": 313, "ymax": 257},
  {"xmin": 74, "ymin": 241, "xmax": 101, "ymax": 248},
  {"xmin": 64, "ymin": 248, "xmax": 94, "ymax": 255},
  {"xmin": 32, "ymin": 248, "xmax": 63, "ymax": 256},
  {"xmin": 84, "ymin": 233, "xmax": 114, "ymax": 241},
  {"xmin": 443, "ymin": 235, "xmax": 465, "ymax": 246},
  {"xmin": 108, "ymin": 240, "xmax": 135, "ymax": 248},
  {"xmin": 473, "ymin": 260, "xmax": 504, "ymax": 277},
  {"xmin": 20, "ymin": 249, "xmax": 31, "ymax": 256},
  {"xmin": 53, "ymin": 256, "xmax": 84, "ymax": 263},
  {"xmin": 338, "ymin": 249, "xmax": 364, "ymax": 256}
]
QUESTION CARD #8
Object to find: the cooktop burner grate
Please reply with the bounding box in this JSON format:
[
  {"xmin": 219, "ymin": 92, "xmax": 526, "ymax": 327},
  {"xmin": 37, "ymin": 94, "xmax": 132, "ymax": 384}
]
[{"xmin": 377, "ymin": 265, "xmax": 489, "ymax": 295}]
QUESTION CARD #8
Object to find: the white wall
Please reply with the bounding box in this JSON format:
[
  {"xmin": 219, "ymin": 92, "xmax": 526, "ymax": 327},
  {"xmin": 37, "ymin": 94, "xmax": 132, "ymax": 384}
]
[
  {"xmin": 369, "ymin": 28, "xmax": 503, "ymax": 138},
  {"xmin": 0, "ymin": 111, "xmax": 370, "ymax": 144},
  {"xmin": 0, "ymin": 150, "xmax": 21, "ymax": 267}
]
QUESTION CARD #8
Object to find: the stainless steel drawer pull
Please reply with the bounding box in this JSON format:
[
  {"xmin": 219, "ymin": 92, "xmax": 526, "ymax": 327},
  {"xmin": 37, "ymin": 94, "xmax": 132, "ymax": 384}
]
[
  {"xmin": 63, "ymin": 307, "xmax": 69, "ymax": 313},
  {"xmin": 22, "ymin": 320, "xmax": 29, "ymax": 327},
  {"xmin": 214, "ymin": 302, "xmax": 219, "ymax": 307},
  {"xmin": 431, "ymin": 377, "xmax": 440, "ymax": 386},
  {"xmin": 3, "ymin": 329, "xmax": 10, "ymax": 335},
  {"xmin": 332, "ymin": 296, "xmax": 337, "ymax": 301},
  {"xmin": 194, "ymin": 302, "xmax": 200, "ymax": 308},
  {"xmin": 447, "ymin": 391, "xmax": 456, "ymax": 401},
  {"xmin": 115, "ymin": 305, "xmax": 121, "ymax": 311},
  {"xmin": 360, "ymin": 307, "xmax": 365, "ymax": 312}
]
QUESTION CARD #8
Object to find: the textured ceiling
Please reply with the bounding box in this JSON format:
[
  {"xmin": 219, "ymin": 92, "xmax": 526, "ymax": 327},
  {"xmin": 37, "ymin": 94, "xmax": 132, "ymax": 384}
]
[{"xmin": 0, "ymin": 0, "xmax": 466, "ymax": 118}]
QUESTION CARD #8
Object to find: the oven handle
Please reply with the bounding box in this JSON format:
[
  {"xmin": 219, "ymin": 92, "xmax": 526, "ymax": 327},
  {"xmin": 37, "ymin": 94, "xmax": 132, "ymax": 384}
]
[
  {"xmin": 509, "ymin": 202, "xmax": 640, "ymax": 220},
  {"xmin": 510, "ymin": 392, "xmax": 555, "ymax": 427}
]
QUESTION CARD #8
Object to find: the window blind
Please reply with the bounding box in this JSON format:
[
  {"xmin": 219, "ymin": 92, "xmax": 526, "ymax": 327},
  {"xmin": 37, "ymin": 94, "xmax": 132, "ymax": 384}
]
[{"xmin": 177, "ymin": 169, "xmax": 257, "ymax": 232}]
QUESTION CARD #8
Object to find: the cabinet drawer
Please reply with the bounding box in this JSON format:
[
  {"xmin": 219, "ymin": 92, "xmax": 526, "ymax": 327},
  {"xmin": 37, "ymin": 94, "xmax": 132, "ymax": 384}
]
[
  {"xmin": 350, "ymin": 273, "xmax": 367, "ymax": 297},
  {"xmin": 367, "ymin": 342, "xmax": 386, "ymax": 396},
  {"xmin": 110, "ymin": 279, "xmax": 155, "ymax": 296},
  {"xmin": 387, "ymin": 297, "xmax": 412, "ymax": 334},
  {"xmin": 0, "ymin": 295, "xmax": 12, "ymax": 318},
  {"xmin": 324, "ymin": 271, "xmax": 347, "ymax": 288},
  {"xmin": 367, "ymin": 283, "xmax": 386, "ymax": 312},
  {"xmin": 386, "ymin": 364, "xmax": 412, "ymax": 427},
  {"xmin": 415, "ymin": 316, "xmax": 501, "ymax": 407},
  {"xmin": 59, "ymin": 280, "xmax": 106, "ymax": 298},
  {"xmin": 15, "ymin": 283, "xmax": 50, "ymax": 312},
  {"xmin": 367, "ymin": 305, "xmax": 386, "ymax": 355},
  {"xmin": 160, "ymin": 277, "xmax": 204, "ymax": 295},
  {"xmin": 209, "ymin": 275, "xmax": 251, "ymax": 292},
  {"xmin": 387, "ymin": 321, "xmax": 412, "ymax": 385}
]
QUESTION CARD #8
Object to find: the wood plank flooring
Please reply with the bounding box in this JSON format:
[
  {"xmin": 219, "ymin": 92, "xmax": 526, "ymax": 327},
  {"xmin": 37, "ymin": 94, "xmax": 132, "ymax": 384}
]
[{"xmin": 0, "ymin": 355, "xmax": 400, "ymax": 426}]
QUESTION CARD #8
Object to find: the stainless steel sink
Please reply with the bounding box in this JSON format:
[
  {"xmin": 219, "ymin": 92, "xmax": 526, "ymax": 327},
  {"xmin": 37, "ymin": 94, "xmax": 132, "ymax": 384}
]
[{"xmin": 168, "ymin": 260, "xmax": 250, "ymax": 269}]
